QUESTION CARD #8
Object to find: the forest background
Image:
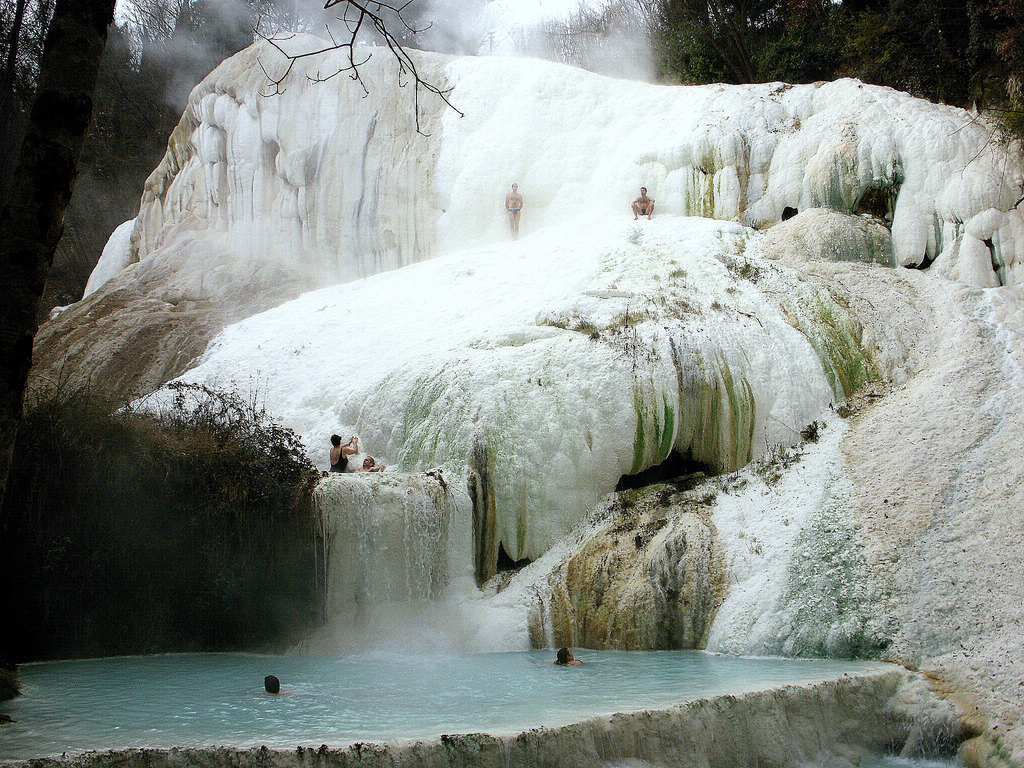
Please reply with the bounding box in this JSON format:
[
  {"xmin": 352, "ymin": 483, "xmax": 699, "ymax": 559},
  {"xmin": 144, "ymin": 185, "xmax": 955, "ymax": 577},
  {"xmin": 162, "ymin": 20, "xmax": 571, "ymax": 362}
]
[{"xmin": 1, "ymin": 0, "xmax": 1022, "ymax": 316}]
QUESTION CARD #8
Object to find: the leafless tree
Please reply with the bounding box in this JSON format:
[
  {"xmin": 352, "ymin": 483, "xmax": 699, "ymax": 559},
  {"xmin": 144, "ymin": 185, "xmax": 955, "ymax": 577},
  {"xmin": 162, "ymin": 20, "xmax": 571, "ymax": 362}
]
[
  {"xmin": 0, "ymin": 0, "xmax": 56, "ymax": 202},
  {"xmin": 256, "ymin": 0, "xmax": 462, "ymax": 133},
  {"xmin": 510, "ymin": 0, "xmax": 655, "ymax": 80}
]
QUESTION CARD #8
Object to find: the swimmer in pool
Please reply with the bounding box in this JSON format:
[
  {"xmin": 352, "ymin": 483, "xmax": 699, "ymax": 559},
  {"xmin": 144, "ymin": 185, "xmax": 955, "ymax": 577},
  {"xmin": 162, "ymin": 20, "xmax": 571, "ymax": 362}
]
[
  {"xmin": 554, "ymin": 647, "xmax": 582, "ymax": 666},
  {"xmin": 355, "ymin": 456, "xmax": 386, "ymax": 473},
  {"xmin": 505, "ymin": 183, "xmax": 524, "ymax": 239}
]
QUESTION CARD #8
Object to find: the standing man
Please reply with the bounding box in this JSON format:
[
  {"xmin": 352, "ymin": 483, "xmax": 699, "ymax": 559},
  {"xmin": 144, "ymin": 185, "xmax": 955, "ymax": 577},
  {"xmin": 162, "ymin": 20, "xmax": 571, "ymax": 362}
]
[
  {"xmin": 505, "ymin": 183, "xmax": 524, "ymax": 239},
  {"xmin": 632, "ymin": 187, "xmax": 655, "ymax": 220}
]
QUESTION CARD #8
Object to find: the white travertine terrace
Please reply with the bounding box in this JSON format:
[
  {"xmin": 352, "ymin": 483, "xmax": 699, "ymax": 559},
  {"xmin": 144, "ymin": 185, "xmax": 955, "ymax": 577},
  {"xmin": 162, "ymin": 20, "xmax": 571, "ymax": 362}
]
[
  {"xmin": 91, "ymin": 38, "xmax": 1024, "ymax": 298},
  {"xmin": 82, "ymin": 40, "xmax": 1024, "ymax": 761}
]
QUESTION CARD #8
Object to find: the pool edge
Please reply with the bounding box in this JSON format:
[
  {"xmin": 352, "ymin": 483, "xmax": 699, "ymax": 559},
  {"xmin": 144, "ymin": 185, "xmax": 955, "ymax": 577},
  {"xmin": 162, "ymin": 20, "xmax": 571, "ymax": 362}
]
[{"xmin": 4, "ymin": 667, "xmax": 964, "ymax": 768}]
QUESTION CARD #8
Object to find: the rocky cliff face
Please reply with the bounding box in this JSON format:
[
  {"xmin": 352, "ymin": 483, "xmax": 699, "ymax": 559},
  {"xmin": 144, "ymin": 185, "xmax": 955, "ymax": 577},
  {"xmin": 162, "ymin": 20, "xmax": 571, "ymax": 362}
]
[
  {"xmin": 0, "ymin": 665, "xmax": 17, "ymax": 702},
  {"xmin": 529, "ymin": 480, "xmax": 722, "ymax": 651}
]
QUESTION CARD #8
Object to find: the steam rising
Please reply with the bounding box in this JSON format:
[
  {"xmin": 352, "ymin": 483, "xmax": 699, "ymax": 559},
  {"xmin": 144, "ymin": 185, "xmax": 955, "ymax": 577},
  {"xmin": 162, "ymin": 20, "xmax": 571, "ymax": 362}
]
[
  {"xmin": 480, "ymin": 0, "xmax": 657, "ymax": 81},
  {"xmin": 113, "ymin": 0, "xmax": 657, "ymax": 93}
]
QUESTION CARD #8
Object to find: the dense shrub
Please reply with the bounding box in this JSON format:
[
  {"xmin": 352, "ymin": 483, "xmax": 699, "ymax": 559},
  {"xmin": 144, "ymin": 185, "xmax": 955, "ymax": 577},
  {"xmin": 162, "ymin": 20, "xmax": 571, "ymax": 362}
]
[{"xmin": 0, "ymin": 384, "xmax": 323, "ymax": 662}]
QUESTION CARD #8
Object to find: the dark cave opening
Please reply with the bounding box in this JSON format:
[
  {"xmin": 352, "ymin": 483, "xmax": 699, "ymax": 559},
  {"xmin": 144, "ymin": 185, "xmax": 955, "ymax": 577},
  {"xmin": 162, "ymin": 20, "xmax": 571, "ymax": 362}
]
[
  {"xmin": 781, "ymin": 206, "xmax": 798, "ymax": 221},
  {"xmin": 911, "ymin": 250, "xmax": 936, "ymax": 271},
  {"xmin": 496, "ymin": 542, "xmax": 531, "ymax": 574},
  {"xmin": 616, "ymin": 450, "xmax": 714, "ymax": 492},
  {"xmin": 854, "ymin": 185, "xmax": 894, "ymax": 223}
]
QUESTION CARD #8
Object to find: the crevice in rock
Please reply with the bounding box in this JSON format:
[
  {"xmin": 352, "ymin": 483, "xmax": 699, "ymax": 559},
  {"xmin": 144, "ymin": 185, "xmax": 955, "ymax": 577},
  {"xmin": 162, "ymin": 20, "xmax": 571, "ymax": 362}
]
[
  {"xmin": 496, "ymin": 542, "xmax": 531, "ymax": 574},
  {"xmin": 985, "ymin": 237, "xmax": 1003, "ymax": 286},
  {"xmin": 467, "ymin": 432, "xmax": 496, "ymax": 587},
  {"xmin": 616, "ymin": 450, "xmax": 714, "ymax": 492},
  {"xmin": 781, "ymin": 206, "xmax": 798, "ymax": 221}
]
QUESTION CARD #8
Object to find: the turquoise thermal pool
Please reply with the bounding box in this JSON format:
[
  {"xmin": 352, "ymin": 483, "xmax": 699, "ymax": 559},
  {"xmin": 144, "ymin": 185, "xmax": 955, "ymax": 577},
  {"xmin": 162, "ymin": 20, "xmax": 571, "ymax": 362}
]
[{"xmin": 0, "ymin": 651, "xmax": 894, "ymax": 763}]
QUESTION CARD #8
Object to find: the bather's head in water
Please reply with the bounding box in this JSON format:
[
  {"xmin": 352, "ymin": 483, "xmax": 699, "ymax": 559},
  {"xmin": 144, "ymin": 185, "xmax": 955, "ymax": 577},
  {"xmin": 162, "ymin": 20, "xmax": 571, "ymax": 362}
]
[
  {"xmin": 264, "ymin": 675, "xmax": 280, "ymax": 694},
  {"xmin": 554, "ymin": 648, "xmax": 581, "ymax": 666},
  {"xmin": 355, "ymin": 456, "xmax": 385, "ymax": 473}
]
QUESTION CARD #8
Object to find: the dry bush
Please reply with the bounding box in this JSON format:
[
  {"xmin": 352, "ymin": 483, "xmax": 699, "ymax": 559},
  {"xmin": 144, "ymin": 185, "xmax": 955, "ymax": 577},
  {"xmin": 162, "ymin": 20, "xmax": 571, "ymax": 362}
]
[{"xmin": 0, "ymin": 384, "xmax": 323, "ymax": 662}]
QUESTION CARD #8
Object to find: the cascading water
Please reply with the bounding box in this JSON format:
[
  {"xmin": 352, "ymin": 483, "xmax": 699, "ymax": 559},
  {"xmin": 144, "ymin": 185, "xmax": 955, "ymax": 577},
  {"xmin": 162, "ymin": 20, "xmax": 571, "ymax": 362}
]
[{"xmin": 307, "ymin": 471, "xmax": 478, "ymax": 651}]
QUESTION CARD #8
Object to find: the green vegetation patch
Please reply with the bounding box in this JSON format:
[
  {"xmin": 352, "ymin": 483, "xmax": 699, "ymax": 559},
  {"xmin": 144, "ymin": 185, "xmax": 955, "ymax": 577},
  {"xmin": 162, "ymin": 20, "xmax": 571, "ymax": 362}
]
[
  {"xmin": 718, "ymin": 357, "xmax": 756, "ymax": 470},
  {"xmin": 658, "ymin": 400, "xmax": 676, "ymax": 463},
  {"xmin": 399, "ymin": 370, "xmax": 457, "ymax": 470},
  {"xmin": 632, "ymin": 386, "xmax": 648, "ymax": 475},
  {"xmin": 784, "ymin": 280, "xmax": 879, "ymax": 399}
]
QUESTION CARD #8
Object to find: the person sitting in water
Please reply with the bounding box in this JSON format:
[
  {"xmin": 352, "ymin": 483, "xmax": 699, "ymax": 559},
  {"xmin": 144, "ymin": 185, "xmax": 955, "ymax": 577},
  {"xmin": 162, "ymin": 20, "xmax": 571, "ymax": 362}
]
[
  {"xmin": 355, "ymin": 456, "xmax": 386, "ymax": 473},
  {"xmin": 632, "ymin": 187, "xmax": 655, "ymax": 220},
  {"xmin": 264, "ymin": 675, "xmax": 281, "ymax": 694},
  {"xmin": 554, "ymin": 647, "xmax": 582, "ymax": 666},
  {"xmin": 330, "ymin": 434, "xmax": 359, "ymax": 473}
]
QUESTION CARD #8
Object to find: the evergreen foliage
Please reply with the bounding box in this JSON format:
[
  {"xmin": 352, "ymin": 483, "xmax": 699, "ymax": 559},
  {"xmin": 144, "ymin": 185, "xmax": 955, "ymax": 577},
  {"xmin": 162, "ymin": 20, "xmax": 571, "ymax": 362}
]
[
  {"xmin": 0, "ymin": 383, "xmax": 324, "ymax": 662},
  {"xmin": 656, "ymin": 0, "xmax": 787, "ymax": 84},
  {"xmin": 842, "ymin": 0, "xmax": 981, "ymax": 106},
  {"xmin": 651, "ymin": 0, "xmax": 1023, "ymax": 143},
  {"xmin": 980, "ymin": 0, "xmax": 1024, "ymax": 139}
]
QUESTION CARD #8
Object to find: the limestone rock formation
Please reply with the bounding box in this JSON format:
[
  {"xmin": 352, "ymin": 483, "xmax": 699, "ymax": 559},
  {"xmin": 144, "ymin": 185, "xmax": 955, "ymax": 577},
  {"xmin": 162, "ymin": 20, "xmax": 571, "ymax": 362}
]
[
  {"xmin": 32, "ymin": 41, "xmax": 1024, "ymax": 400},
  {"xmin": 24, "ymin": 37, "xmax": 1024, "ymax": 765},
  {"xmin": 529, "ymin": 481, "xmax": 722, "ymax": 650}
]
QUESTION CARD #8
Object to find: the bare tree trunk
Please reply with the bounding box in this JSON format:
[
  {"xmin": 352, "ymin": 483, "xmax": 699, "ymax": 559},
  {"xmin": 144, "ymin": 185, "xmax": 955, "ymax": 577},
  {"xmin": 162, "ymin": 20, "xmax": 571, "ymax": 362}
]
[
  {"xmin": 0, "ymin": 0, "xmax": 116, "ymax": 507},
  {"xmin": 0, "ymin": 0, "xmax": 31, "ymax": 203},
  {"xmin": 0, "ymin": 0, "xmax": 29, "ymax": 127}
]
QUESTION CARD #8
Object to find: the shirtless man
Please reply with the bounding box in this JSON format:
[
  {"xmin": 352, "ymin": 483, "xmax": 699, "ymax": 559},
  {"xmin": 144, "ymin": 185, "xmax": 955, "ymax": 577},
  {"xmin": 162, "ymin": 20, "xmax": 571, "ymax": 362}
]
[
  {"xmin": 632, "ymin": 187, "xmax": 655, "ymax": 220},
  {"xmin": 355, "ymin": 456, "xmax": 386, "ymax": 473},
  {"xmin": 505, "ymin": 183, "xmax": 524, "ymax": 239}
]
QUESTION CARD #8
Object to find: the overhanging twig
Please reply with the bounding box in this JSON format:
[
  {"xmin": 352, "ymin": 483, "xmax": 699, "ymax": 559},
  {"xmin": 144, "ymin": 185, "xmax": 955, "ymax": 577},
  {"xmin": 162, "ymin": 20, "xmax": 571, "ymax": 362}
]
[{"xmin": 255, "ymin": 0, "xmax": 463, "ymax": 135}]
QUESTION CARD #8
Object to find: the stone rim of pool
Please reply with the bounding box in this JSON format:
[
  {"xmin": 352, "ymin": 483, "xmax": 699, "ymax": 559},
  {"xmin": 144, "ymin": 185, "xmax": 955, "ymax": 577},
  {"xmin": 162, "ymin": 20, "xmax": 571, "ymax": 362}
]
[{"xmin": 0, "ymin": 651, "xmax": 964, "ymax": 768}]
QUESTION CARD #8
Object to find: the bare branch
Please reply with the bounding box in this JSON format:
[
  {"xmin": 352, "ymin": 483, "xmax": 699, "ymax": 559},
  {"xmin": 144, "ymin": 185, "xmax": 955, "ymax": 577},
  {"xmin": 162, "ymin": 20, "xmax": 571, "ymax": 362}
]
[{"xmin": 255, "ymin": 0, "xmax": 461, "ymax": 134}]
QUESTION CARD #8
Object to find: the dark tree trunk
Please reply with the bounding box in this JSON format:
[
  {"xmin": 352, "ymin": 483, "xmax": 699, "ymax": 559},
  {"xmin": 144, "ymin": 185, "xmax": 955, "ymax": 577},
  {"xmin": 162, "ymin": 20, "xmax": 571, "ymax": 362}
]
[
  {"xmin": 0, "ymin": 0, "xmax": 116, "ymax": 507},
  {"xmin": 0, "ymin": 0, "xmax": 29, "ymax": 128}
]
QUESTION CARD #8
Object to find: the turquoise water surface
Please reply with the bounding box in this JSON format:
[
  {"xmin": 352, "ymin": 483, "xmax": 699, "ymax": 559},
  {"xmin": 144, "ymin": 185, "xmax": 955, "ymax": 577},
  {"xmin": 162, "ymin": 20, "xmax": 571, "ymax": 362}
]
[{"xmin": 0, "ymin": 650, "xmax": 892, "ymax": 762}]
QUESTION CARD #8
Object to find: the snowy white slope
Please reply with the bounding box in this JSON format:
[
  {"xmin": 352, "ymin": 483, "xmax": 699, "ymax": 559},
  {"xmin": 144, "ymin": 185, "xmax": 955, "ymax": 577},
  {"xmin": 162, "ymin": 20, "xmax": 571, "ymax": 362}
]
[
  {"xmin": 91, "ymin": 41, "xmax": 1024, "ymax": 303},
  {"xmin": 706, "ymin": 272, "xmax": 1024, "ymax": 763},
  {"xmin": 83, "ymin": 220, "xmax": 135, "ymax": 299},
  {"xmin": 158, "ymin": 216, "xmax": 852, "ymax": 568}
]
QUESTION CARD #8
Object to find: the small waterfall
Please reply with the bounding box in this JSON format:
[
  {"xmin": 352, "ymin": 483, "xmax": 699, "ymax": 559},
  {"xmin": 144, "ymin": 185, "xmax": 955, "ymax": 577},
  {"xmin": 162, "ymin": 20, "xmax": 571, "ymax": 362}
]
[
  {"xmin": 316, "ymin": 472, "xmax": 454, "ymax": 605},
  {"xmin": 308, "ymin": 471, "xmax": 470, "ymax": 651}
]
